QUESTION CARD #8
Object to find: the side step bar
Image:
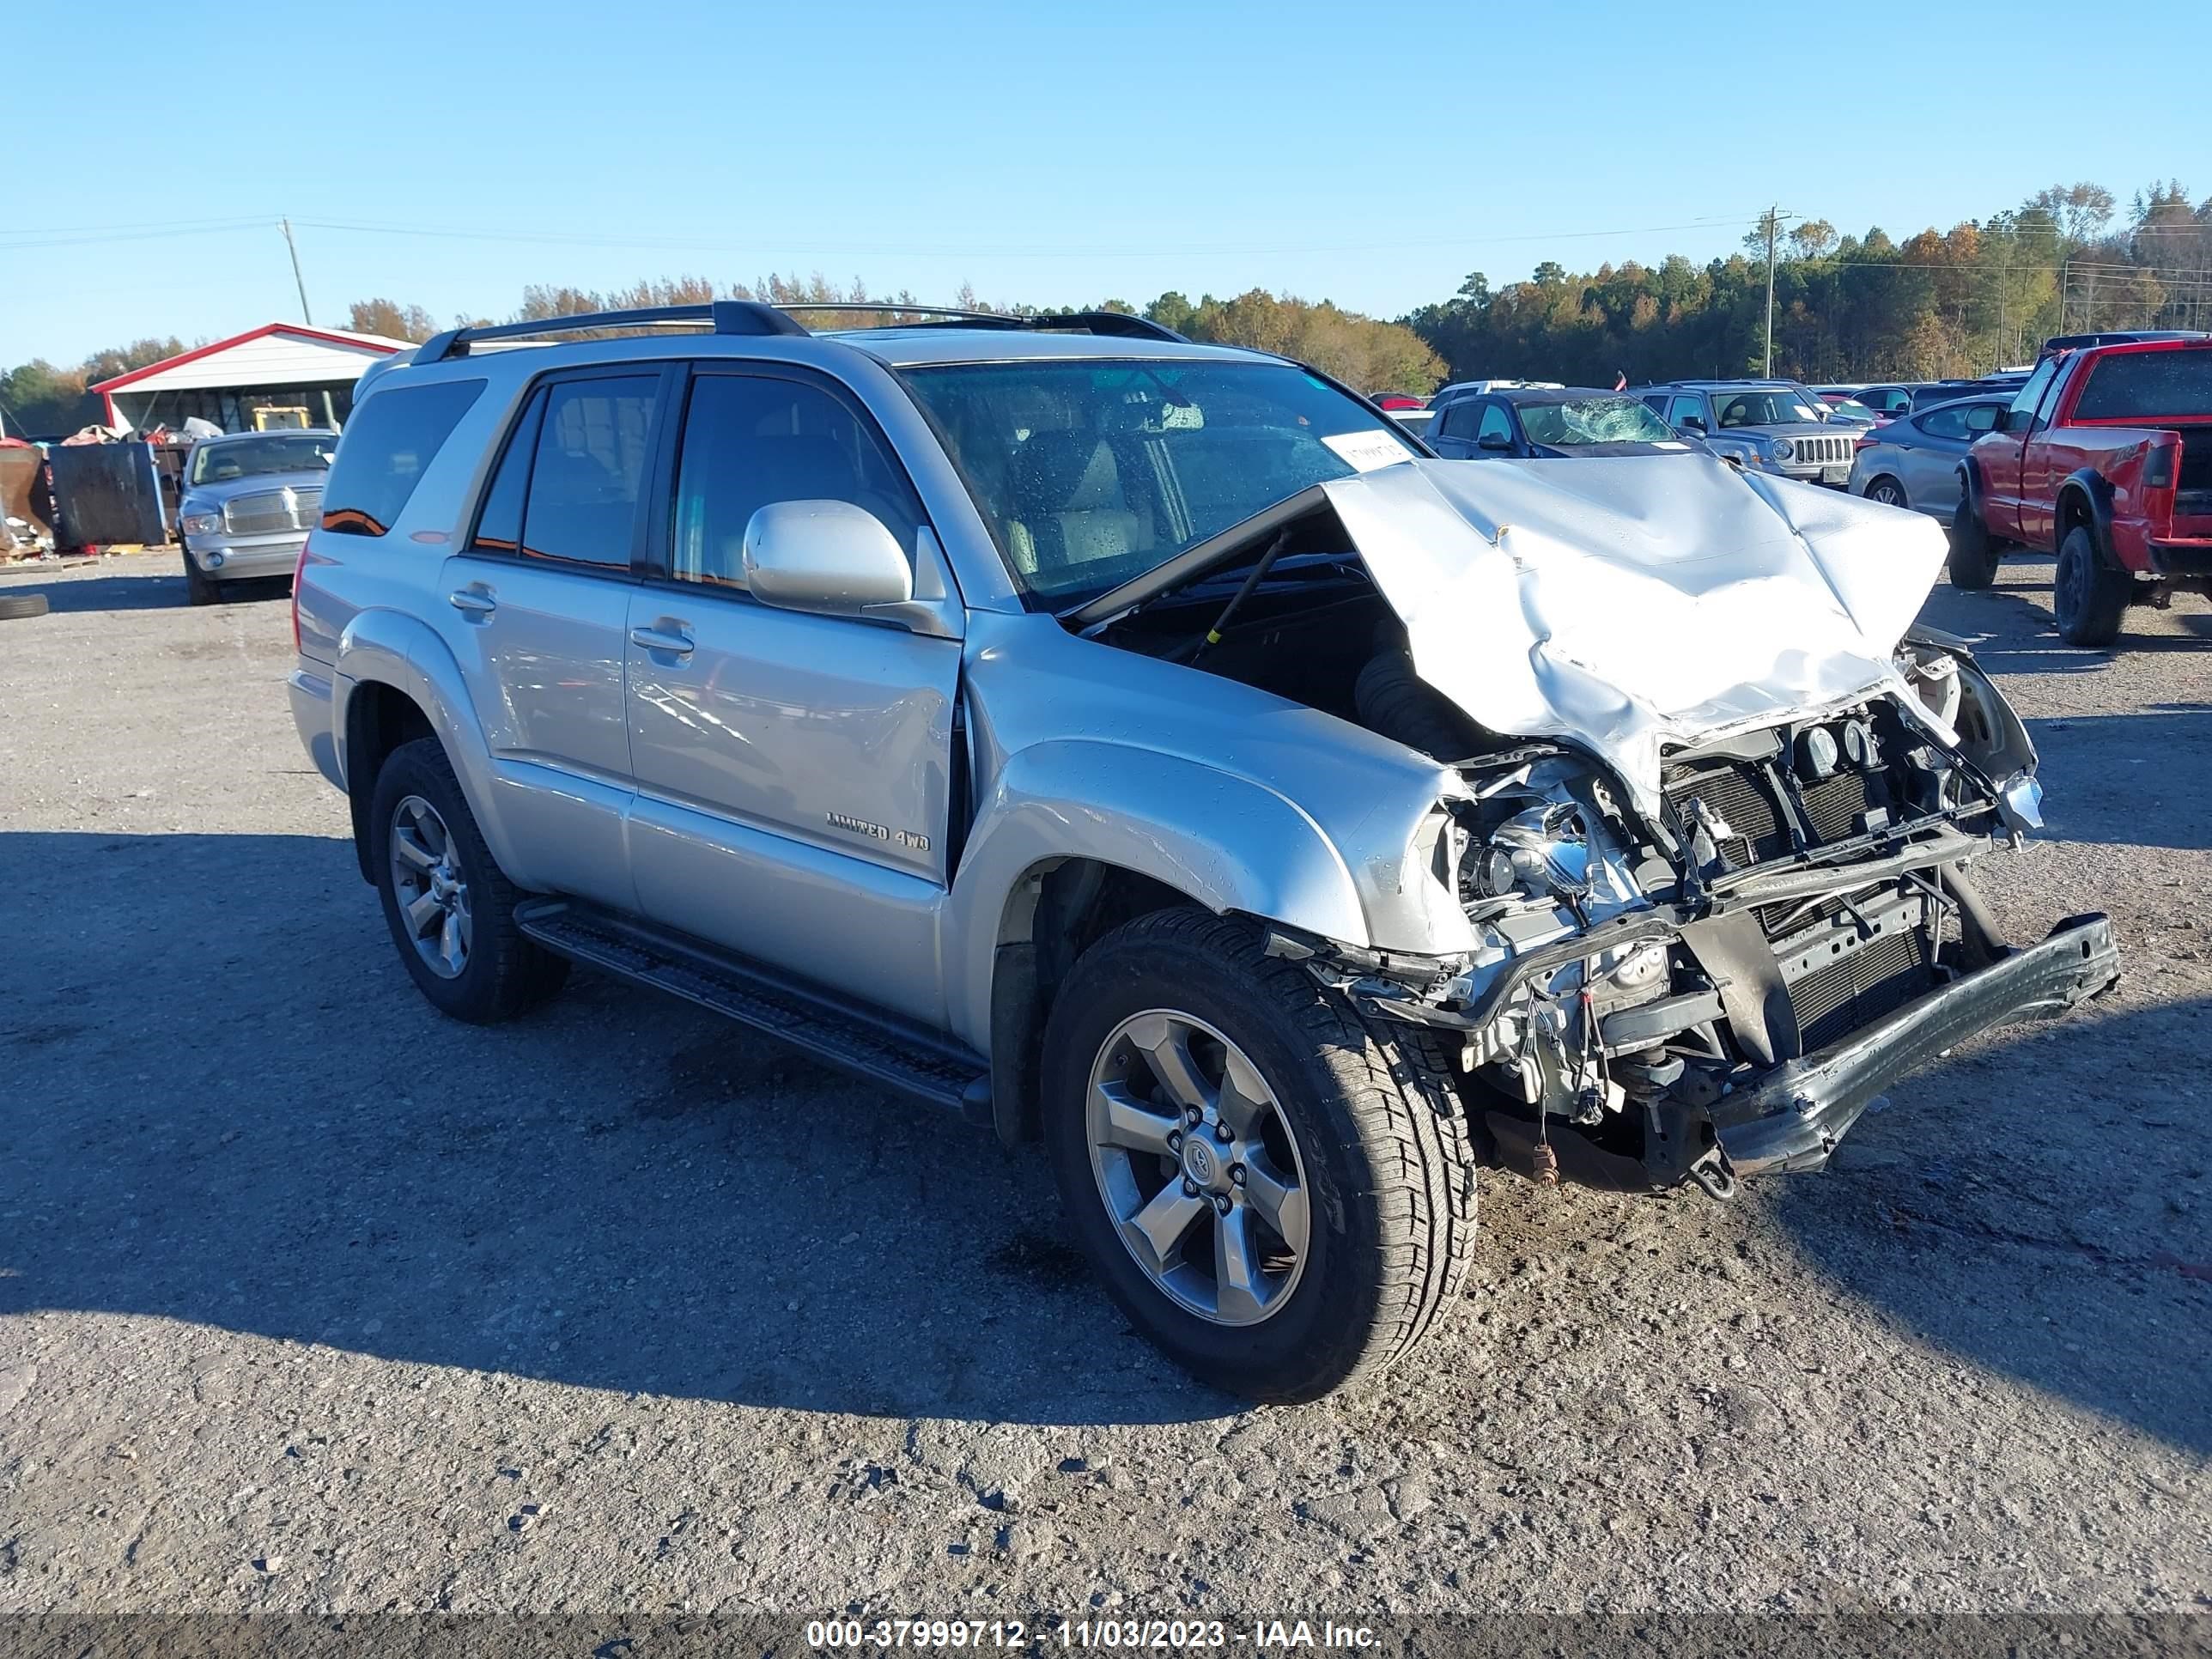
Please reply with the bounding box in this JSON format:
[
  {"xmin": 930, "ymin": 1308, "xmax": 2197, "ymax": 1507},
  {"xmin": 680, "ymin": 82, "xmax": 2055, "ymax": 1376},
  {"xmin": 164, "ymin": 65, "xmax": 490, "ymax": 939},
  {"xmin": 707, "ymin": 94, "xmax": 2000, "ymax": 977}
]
[{"xmin": 514, "ymin": 899, "xmax": 992, "ymax": 1123}]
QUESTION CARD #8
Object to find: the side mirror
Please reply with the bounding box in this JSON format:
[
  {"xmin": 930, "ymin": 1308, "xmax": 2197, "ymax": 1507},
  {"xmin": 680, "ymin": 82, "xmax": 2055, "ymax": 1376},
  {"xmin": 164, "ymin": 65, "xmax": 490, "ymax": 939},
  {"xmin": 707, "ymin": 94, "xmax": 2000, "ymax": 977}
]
[
  {"xmin": 1476, "ymin": 430, "xmax": 1512, "ymax": 452},
  {"xmin": 742, "ymin": 499, "xmax": 912, "ymax": 618},
  {"xmin": 1991, "ymin": 408, "xmax": 2016, "ymax": 434},
  {"xmin": 1676, "ymin": 417, "xmax": 1706, "ymax": 436}
]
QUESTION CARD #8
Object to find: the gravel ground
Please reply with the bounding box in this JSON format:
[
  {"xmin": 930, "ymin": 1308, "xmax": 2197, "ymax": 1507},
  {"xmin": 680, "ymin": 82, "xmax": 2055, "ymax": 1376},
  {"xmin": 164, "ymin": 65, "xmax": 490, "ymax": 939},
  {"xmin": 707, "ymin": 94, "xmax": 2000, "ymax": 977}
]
[{"xmin": 1, "ymin": 549, "xmax": 2208, "ymax": 1636}]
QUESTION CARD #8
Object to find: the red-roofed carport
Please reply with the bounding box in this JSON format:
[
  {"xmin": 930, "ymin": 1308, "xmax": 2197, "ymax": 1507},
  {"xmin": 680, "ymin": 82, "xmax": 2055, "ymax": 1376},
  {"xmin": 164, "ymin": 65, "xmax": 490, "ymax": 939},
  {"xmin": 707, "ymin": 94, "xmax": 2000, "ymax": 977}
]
[{"xmin": 91, "ymin": 323, "xmax": 410, "ymax": 434}]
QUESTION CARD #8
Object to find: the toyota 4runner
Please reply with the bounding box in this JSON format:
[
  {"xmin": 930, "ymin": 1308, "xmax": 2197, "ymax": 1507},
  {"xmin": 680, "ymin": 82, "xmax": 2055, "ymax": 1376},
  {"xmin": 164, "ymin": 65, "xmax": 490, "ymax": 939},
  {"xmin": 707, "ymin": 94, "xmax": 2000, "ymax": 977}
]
[{"xmin": 290, "ymin": 302, "xmax": 2118, "ymax": 1402}]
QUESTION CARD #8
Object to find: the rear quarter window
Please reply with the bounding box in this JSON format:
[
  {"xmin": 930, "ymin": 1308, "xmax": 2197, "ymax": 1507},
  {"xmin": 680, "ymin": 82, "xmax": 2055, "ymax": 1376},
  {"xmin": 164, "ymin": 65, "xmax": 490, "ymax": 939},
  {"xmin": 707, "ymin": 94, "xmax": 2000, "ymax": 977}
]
[{"xmin": 319, "ymin": 379, "xmax": 485, "ymax": 537}]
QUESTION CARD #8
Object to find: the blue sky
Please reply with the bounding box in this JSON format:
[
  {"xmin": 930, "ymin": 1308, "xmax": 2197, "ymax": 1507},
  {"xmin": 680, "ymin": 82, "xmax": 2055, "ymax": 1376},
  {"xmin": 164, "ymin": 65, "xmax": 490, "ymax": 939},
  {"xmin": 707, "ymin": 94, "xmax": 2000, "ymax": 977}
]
[{"xmin": 8, "ymin": 0, "xmax": 2208, "ymax": 365}]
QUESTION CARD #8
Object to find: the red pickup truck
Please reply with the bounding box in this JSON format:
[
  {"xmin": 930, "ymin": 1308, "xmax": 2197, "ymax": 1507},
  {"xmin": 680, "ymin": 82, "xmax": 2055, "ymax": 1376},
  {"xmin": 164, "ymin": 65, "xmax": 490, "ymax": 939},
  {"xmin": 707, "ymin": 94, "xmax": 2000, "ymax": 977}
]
[{"xmin": 1950, "ymin": 338, "xmax": 2212, "ymax": 646}]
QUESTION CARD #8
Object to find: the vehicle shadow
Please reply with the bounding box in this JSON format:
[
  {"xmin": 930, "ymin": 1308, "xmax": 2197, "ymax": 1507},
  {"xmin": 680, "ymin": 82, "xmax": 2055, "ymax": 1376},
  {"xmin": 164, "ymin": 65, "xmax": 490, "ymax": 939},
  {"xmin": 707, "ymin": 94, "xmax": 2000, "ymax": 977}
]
[
  {"xmin": 1767, "ymin": 993, "xmax": 2212, "ymax": 1456},
  {"xmin": 2028, "ymin": 704, "xmax": 2212, "ymax": 850},
  {"xmin": 0, "ymin": 830, "xmax": 1232, "ymax": 1426},
  {"xmin": 0, "ymin": 569, "xmax": 187, "ymax": 612}
]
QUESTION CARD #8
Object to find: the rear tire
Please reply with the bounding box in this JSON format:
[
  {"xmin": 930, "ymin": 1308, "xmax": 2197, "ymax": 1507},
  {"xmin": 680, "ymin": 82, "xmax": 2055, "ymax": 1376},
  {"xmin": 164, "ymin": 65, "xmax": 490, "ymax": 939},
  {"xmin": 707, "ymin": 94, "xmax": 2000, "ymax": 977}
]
[
  {"xmin": 368, "ymin": 738, "xmax": 569, "ymax": 1023},
  {"xmin": 1947, "ymin": 504, "xmax": 2001, "ymax": 589},
  {"xmin": 2053, "ymin": 525, "xmax": 2130, "ymax": 648},
  {"xmin": 182, "ymin": 552, "xmax": 218, "ymax": 606},
  {"xmin": 1866, "ymin": 476, "xmax": 1908, "ymax": 508},
  {"xmin": 1041, "ymin": 907, "xmax": 1476, "ymax": 1402}
]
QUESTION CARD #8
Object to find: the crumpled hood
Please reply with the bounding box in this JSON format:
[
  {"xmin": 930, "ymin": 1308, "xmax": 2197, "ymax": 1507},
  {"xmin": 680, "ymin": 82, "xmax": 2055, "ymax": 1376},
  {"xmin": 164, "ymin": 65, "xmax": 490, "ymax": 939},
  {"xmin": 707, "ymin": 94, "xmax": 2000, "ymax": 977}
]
[{"xmin": 1319, "ymin": 455, "xmax": 1948, "ymax": 814}]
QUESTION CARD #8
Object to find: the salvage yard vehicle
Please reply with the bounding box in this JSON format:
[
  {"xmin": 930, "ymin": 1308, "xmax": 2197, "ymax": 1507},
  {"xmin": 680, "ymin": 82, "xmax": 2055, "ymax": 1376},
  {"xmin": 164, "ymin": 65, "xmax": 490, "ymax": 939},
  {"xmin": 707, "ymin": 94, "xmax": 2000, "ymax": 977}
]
[
  {"xmin": 289, "ymin": 302, "xmax": 2120, "ymax": 1401},
  {"xmin": 1634, "ymin": 380, "xmax": 1858, "ymax": 483},
  {"xmin": 175, "ymin": 428, "xmax": 336, "ymax": 605},
  {"xmin": 1949, "ymin": 337, "xmax": 2212, "ymax": 646},
  {"xmin": 1847, "ymin": 393, "xmax": 2009, "ymax": 521},
  {"xmin": 1426, "ymin": 386, "xmax": 1691, "ymax": 459}
]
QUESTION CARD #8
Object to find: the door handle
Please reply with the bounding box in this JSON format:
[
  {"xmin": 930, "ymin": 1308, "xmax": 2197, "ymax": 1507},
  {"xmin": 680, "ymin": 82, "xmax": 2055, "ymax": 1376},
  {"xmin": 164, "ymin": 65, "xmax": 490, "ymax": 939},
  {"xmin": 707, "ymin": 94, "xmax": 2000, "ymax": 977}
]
[
  {"xmin": 629, "ymin": 624, "xmax": 695, "ymax": 656},
  {"xmin": 447, "ymin": 586, "xmax": 496, "ymax": 617}
]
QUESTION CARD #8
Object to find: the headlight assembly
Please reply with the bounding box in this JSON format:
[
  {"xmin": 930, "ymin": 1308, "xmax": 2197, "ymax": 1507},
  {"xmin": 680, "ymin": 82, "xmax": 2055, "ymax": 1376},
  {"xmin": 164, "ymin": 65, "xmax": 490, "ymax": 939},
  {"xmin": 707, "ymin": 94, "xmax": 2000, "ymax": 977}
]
[{"xmin": 180, "ymin": 510, "xmax": 222, "ymax": 537}]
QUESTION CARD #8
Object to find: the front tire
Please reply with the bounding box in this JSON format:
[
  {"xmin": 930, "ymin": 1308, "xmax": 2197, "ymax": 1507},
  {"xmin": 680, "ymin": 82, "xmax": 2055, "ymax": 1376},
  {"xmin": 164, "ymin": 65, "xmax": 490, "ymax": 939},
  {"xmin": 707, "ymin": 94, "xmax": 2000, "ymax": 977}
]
[
  {"xmin": 1041, "ymin": 908, "xmax": 1476, "ymax": 1402},
  {"xmin": 1947, "ymin": 503, "xmax": 2001, "ymax": 589},
  {"xmin": 2053, "ymin": 525, "xmax": 2130, "ymax": 647},
  {"xmin": 182, "ymin": 551, "xmax": 218, "ymax": 606},
  {"xmin": 368, "ymin": 738, "xmax": 569, "ymax": 1023}
]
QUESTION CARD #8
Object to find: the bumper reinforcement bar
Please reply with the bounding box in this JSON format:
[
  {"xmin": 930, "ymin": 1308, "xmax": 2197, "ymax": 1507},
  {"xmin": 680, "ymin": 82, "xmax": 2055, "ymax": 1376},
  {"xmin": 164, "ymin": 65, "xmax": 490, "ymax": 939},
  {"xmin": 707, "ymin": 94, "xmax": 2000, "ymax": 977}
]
[{"xmin": 1712, "ymin": 913, "xmax": 2120, "ymax": 1176}]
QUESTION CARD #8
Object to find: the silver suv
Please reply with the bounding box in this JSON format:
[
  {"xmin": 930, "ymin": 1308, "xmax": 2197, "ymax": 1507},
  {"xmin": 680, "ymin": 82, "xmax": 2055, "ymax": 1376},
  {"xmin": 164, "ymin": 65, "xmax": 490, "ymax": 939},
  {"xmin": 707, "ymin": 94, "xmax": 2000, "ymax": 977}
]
[
  {"xmin": 290, "ymin": 302, "xmax": 2117, "ymax": 1401},
  {"xmin": 1638, "ymin": 380, "xmax": 1857, "ymax": 484}
]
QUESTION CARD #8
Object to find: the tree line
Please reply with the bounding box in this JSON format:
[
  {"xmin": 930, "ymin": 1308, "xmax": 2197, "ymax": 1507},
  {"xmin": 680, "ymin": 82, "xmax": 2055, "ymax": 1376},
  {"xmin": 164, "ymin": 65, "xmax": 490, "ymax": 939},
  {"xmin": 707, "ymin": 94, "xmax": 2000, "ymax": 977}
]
[
  {"xmin": 343, "ymin": 274, "xmax": 1449, "ymax": 400},
  {"xmin": 6, "ymin": 177, "xmax": 2206, "ymax": 436},
  {"xmin": 1408, "ymin": 180, "xmax": 2212, "ymax": 390}
]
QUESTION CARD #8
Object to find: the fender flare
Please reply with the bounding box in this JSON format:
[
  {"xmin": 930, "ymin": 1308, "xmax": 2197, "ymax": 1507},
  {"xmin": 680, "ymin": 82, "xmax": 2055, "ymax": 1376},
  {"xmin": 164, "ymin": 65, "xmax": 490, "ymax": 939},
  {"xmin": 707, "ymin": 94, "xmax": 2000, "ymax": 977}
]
[
  {"xmin": 1956, "ymin": 454, "xmax": 1988, "ymax": 526},
  {"xmin": 941, "ymin": 740, "xmax": 1394, "ymax": 1053},
  {"xmin": 332, "ymin": 608, "xmax": 532, "ymax": 885},
  {"xmin": 2054, "ymin": 467, "xmax": 2118, "ymax": 566}
]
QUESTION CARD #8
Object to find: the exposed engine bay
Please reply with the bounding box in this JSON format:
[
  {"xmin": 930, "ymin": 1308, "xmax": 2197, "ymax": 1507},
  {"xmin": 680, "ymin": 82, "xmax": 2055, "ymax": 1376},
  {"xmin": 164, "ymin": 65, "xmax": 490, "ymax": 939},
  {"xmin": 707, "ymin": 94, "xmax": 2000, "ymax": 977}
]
[{"xmin": 1073, "ymin": 457, "xmax": 2119, "ymax": 1197}]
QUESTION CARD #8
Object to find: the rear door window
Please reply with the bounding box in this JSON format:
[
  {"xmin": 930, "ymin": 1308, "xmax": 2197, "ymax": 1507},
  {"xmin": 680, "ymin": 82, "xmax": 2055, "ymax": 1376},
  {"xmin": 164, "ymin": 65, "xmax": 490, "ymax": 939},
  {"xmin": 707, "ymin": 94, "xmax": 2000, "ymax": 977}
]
[
  {"xmin": 469, "ymin": 388, "xmax": 547, "ymax": 556},
  {"xmin": 1917, "ymin": 405, "xmax": 1969, "ymax": 441},
  {"xmin": 1436, "ymin": 398, "xmax": 1481, "ymax": 440},
  {"xmin": 520, "ymin": 375, "xmax": 662, "ymax": 568},
  {"xmin": 319, "ymin": 379, "xmax": 483, "ymax": 537}
]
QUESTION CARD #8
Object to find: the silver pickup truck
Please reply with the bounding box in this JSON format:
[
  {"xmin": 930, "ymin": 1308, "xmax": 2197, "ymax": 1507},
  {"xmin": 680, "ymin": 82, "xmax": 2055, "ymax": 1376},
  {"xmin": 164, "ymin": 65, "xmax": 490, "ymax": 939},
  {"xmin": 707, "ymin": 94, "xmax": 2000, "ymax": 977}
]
[
  {"xmin": 176, "ymin": 429, "xmax": 336, "ymax": 605},
  {"xmin": 289, "ymin": 303, "xmax": 2118, "ymax": 1402}
]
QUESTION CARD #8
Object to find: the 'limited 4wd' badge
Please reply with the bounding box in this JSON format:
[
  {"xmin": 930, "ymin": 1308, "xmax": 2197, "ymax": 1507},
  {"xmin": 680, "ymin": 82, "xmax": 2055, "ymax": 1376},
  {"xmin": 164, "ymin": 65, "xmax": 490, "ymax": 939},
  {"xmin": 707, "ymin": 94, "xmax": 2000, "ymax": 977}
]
[{"xmin": 827, "ymin": 811, "xmax": 930, "ymax": 853}]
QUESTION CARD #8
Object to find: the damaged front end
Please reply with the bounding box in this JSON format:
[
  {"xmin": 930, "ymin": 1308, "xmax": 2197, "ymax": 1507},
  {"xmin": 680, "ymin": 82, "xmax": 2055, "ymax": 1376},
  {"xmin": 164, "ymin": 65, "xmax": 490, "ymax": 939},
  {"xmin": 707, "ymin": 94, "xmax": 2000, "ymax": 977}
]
[
  {"xmin": 1315, "ymin": 644, "xmax": 2118, "ymax": 1197},
  {"xmin": 1076, "ymin": 453, "xmax": 2121, "ymax": 1197}
]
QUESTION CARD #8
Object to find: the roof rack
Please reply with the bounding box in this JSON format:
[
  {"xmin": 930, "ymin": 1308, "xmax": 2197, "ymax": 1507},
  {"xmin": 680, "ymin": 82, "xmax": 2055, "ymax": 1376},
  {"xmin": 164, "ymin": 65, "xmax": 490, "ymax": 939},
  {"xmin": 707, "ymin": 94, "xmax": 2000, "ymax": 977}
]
[
  {"xmin": 414, "ymin": 301, "xmax": 805, "ymax": 366},
  {"xmin": 786, "ymin": 302, "xmax": 1189, "ymax": 343},
  {"xmin": 410, "ymin": 301, "xmax": 1188, "ymax": 365}
]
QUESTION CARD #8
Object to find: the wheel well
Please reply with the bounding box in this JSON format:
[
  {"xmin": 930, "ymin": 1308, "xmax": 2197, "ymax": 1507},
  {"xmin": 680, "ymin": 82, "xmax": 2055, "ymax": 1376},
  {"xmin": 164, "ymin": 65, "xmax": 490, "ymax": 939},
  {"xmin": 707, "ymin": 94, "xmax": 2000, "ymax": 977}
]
[
  {"xmin": 2057, "ymin": 485, "xmax": 2100, "ymax": 542},
  {"xmin": 988, "ymin": 859, "xmax": 1206, "ymax": 1145},
  {"xmin": 343, "ymin": 682, "xmax": 435, "ymax": 882}
]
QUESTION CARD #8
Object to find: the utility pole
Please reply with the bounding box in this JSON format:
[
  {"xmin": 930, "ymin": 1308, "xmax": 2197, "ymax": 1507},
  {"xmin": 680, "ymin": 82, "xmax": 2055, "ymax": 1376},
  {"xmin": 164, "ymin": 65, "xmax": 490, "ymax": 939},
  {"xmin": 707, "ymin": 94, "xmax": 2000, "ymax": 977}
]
[
  {"xmin": 280, "ymin": 217, "xmax": 313, "ymax": 325},
  {"xmin": 1759, "ymin": 204, "xmax": 1794, "ymax": 379}
]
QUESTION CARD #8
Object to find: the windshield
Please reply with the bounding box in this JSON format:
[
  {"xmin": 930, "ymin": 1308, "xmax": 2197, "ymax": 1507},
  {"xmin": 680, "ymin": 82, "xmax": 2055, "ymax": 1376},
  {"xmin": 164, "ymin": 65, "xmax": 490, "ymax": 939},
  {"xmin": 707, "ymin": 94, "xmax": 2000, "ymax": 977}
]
[
  {"xmin": 188, "ymin": 434, "xmax": 336, "ymax": 485},
  {"xmin": 899, "ymin": 360, "xmax": 1417, "ymax": 605},
  {"xmin": 1826, "ymin": 398, "xmax": 1878, "ymax": 422},
  {"xmin": 1711, "ymin": 390, "xmax": 1826, "ymax": 428},
  {"xmin": 1516, "ymin": 396, "xmax": 1674, "ymax": 447}
]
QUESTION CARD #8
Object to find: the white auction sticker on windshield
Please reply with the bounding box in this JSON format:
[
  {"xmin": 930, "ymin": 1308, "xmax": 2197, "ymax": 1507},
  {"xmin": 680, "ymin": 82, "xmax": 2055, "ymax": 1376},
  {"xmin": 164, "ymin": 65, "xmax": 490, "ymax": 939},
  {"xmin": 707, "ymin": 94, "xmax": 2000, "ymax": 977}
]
[
  {"xmin": 1323, "ymin": 431, "xmax": 1413, "ymax": 472},
  {"xmin": 1653, "ymin": 441, "xmax": 1689, "ymax": 450}
]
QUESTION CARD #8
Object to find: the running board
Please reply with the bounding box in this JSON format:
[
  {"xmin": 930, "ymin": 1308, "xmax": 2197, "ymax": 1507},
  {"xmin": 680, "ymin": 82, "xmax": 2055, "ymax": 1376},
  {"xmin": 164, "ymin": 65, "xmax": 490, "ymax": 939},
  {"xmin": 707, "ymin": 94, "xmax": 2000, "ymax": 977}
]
[{"xmin": 514, "ymin": 899, "xmax": 992, "ymax": 1123}]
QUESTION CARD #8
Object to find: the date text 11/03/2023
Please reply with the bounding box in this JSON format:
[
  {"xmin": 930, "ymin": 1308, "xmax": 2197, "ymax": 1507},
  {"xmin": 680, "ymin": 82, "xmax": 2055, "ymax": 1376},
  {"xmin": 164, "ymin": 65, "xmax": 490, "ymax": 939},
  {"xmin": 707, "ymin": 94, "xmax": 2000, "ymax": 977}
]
[{"xmin": 805, "ymin": 1620, "xmax": 1379, "ymax": 1650}]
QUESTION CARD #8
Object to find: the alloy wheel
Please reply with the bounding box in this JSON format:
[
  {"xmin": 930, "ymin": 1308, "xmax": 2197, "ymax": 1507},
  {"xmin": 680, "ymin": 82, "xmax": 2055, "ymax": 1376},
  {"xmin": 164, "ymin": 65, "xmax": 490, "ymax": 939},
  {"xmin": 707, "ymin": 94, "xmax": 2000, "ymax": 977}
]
[
  {"xmin": 1869, "ymin": 480, "xmax": 1905, "ymax": 507},
  {"xmin": 388, "ymin": 795, "xmax": 472, "ymax": 979},
  {"xmin": 1085, "ymin": 1010, "xmax": 1311, "ymax": 1327}
]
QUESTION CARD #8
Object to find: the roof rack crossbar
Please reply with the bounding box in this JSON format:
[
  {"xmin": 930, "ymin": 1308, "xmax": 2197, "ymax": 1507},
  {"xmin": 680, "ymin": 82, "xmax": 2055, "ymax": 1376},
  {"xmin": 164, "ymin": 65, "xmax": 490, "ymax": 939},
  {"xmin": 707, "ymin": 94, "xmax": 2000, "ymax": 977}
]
[
  {"xmin": 414, "ymin": 301, "xmax": 806, "ymax": 365},
  {"xmin": 787, "ymin": 302, "xmax": 1189, "ymax": 343},
  {"xmin": 409, "ymin": 301, "xmax": 1188, "ymax": 367}
]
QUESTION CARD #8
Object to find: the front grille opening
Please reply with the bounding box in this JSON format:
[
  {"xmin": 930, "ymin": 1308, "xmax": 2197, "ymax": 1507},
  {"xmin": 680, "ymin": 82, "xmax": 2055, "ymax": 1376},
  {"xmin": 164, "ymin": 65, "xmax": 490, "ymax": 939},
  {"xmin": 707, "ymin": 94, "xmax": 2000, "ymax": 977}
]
[{"xmin": 1787, "ymin": 923, "xmax": 1935, "ymax": 1051}]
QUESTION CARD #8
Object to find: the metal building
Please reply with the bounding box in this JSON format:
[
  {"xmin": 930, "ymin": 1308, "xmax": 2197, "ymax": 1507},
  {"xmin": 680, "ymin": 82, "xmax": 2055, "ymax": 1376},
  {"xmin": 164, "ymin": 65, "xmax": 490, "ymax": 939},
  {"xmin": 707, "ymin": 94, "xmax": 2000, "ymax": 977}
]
[{"xmin": 91, "ymin": 324, "xmax": 410, "ymax": 434}]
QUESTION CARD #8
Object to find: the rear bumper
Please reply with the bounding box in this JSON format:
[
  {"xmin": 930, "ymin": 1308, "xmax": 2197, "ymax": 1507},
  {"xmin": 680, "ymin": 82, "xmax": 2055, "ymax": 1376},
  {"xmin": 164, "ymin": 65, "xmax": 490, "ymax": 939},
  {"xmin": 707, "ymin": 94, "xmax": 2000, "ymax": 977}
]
[
  {"xmin": 2147, "ymin": 541, "xmax": 2212, "ymax": 580},
  {"xmin": 289, "ymin": 664, "xmax": 343, "ymax": 792},
  {"xmin": 1713, "ymin": 913, "xmax": 2120, "ymax": 1176}
]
